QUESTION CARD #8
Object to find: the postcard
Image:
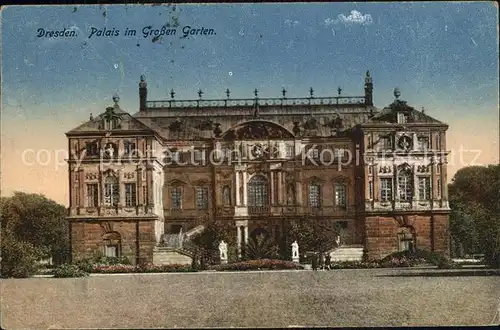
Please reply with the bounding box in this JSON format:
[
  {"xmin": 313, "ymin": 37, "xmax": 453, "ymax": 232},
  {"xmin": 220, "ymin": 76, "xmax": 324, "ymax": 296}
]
[{"xmin": 1, "ymin": 3, "xmax": 499, "ymax": 329}]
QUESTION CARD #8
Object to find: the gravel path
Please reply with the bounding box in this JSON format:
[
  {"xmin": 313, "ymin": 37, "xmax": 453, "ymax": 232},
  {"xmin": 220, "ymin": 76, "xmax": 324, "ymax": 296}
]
[{"xmin": 2, "ymin": 268, "xmax": 499, "ymax": 329}]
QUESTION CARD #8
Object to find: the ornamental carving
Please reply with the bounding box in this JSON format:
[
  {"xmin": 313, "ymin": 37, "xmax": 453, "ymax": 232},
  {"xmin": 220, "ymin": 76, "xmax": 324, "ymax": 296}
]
[
  {"xmin": 124, "ymin": 172, "xmax": 135, "ymax": 179},
  {"xmin": 379, "ymin": 166, "xmax": 392, "ymax": 174},
  {"xmin": 222, "ymin": 120, "xmax": 294, "ymax": 141},
  {"xmin": 85, "ymin": 173, "xmax": 98, "ymax": 180},
  {"xmin": 417, "ymin": 165, "xmax": 430, "ymax": 173}
]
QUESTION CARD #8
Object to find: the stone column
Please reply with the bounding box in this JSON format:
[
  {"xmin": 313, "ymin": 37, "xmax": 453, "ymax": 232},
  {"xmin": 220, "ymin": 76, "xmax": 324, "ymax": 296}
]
[
  {"xmin": 372, "ymin": 163, "xmax": 379, "ymax": 202},
  {"xmin": 270, "ymin": 171, "xmax": 275, "ymax": 205},
  {"xmin": 237, "ymin": 226, "xmax": 242, "ymax": 258},
  {"xmin": 243, "ymin": 171, "xmax": 248, "ymax": 206},
  {"xmin": 78, "ymin": 169, "xmax": 85, "ymax": 209},
  {"xmin": 244, "ymin": 226, "xmax": 249, "ymax": 245},
  {"xmin": 118, "ymin": 170, "xmax": 125, "ymax": 207},
  {"xmin": 277, "ymin": 171, "xmax": 283, "ymax": 205},
  {"xmin": 235, "ymin": 171, "xmax": 241, "ymax": 206}
]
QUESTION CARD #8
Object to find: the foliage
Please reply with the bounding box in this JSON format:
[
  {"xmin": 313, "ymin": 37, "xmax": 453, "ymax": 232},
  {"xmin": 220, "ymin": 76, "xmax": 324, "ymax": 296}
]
[
  {"xmin": 285, "ymin": 218, "xmax": 333, "ymax": 257},
  {"xmin": 379, "ymin": 249, "xmax": 461, "ymax": 269},
  {"xmin": 192, "ymin": 221, "xmax": 236, "ymax": 264},
  {"xmin": 448, "ymin": 165, "xmax": 500, "ymax": 268},
  {"xmin": 328, "ymin": 261, "xmax": 381, "ymax": 269},
  {"xmin": 0, "ymin": 192, "xmax": 70, "ymax": 275},
  {"xmin": 244, "ymin": 234, "xmax": 279, "ymax": 260},
  {"xmin": 52, "ymin": 263, "xmax": 89, "ymax": 278},
  {"xmin": 0, "ymin": 232, "xmax": 44, "ymax": 278},
  {"xmin": 214, "ymin": 259, "xmax": 304, "ymax": 271},
  {"xmin": 92, "ymin": 263, "xmax": 195, "ymax": 273}
]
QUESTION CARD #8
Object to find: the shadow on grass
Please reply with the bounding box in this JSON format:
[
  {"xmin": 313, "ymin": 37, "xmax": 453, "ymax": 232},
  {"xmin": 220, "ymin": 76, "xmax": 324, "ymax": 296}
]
[{"xmin": 378, "ymin": 269, "xmax": 500, "ymax": 277}]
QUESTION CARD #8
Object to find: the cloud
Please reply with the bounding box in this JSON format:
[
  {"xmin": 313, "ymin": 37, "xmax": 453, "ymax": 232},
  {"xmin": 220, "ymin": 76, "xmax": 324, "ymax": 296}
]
[
  {"xmin": 325, "ymin": 10, "xmax": 373, "ymax": 26},
  {"xmin": 284, "ymin": 19, "xmax": 299, "ymax": 27}
]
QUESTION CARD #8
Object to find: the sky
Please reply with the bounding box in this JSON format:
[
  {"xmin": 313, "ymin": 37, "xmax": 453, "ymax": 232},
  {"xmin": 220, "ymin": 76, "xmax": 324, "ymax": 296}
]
[{"xmin": 1, "ymin": 3, "xmax": 499, "ymax": 206}]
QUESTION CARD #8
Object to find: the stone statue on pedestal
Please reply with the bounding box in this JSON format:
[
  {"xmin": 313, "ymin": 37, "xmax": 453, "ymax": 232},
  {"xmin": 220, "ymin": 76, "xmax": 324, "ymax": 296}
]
[
  {"xmin": 291, "ymin": 241, "xmax": 300, "ymax": 263},
  {"xmin": 219, "ymin": 240, "xmax": 228, "ymax": 264}
]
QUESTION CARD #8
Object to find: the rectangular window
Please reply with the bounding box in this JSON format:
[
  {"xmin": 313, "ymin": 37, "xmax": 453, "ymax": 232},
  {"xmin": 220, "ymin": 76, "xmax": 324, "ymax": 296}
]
[
  {"xmin": 194, "ymin": 149, "xmax": 204, "ymax": 162},
  {"xmin": 195, "ymin": 186, "xmax": 209, "ymax": 209},
  {"xmin": 380, "ymin": 178, "xmax": 393, "ymax": 202},
  {"xmin": 86, "ymin": 184, "xmax": 99, "ymax": 207},
  {"xmin": 124, "ymin": 141, "xmax": 136, "ymax": 155},
  {"xmin": 170, "ymin": 187, "xmax": 182, "ymax": 209},
  {"xmin": 436, "ymin": 164, "xmax": 441, "ymax": 174},
  {"xmin": 308, "ymin": 147, "xmax": 320, "ymax": 160},
  {"xmin": 308, "ymin": 184, "xmax": 321, "ymax": 207},
  {"xmin": 418, "ymin": 177, "xmax": 431, "ymax": 200},
  {"xmin": 142, "ymin": 185, "xmax": 147, "ymax": 205},
  {"xmin": 125, "ymin": 183, "xmax": 137, "ymax": 207},
  {"xmin": 85, "ymin": 142, "xmax": 99, "ymax": 156},
  {"xmin": 418, "ymin": 136, "xmax": 429, "ymax": 150},
  {"xmin": 398, "ymin": 174, "xmax": 412, "ymax": 202},
  {"xmin": 105, "ymin": 245, "xmax": 118, "ymax": 258},
  {"xmin": 382, "ymin": 136, "xmax": 392, "ymax": 150},
  {"xmin": 286, "ymin": 145, "xmax": 294, "ymax": 158},
  {"xmin": 334, "ymin": 184, "xmax": 347, "ymax": 208},
  {"xmin": 435, "ymin": 134, "xmax": 441, "ymax": 150},
  {"xmin": 437, "ymin": 179, "xmax": 442, "ymax": 198},
  {"xmin": 369, "ymin": 180, "xmax": 373, "ymax": 200}
]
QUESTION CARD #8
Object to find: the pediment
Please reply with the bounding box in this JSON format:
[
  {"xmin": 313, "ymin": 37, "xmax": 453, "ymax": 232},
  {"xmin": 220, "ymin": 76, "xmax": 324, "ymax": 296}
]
[
  {"xmin": 67, "ymin": 106, "xmax": 155, "ymax": 135},
  {"xmin": 332, "ymin": 176, "xmax": 351, "ymax": 185},
  {"xmin": 167, "ymin": 179, "xmax": 187, "ymax": 186}
]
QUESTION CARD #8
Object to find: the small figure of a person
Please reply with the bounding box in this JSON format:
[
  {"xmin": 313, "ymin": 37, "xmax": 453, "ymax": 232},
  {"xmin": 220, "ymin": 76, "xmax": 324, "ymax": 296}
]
[
  {"xmin": 311, "ymin": 253, "xmax": 318, "ymax": 271},
  {"xmin": 319, "ymin": 252, "xmax": 325, "ymax": 270},
  {"xmin": 325, "ymin": 253, "xmax": 331, "ymax": 270}
]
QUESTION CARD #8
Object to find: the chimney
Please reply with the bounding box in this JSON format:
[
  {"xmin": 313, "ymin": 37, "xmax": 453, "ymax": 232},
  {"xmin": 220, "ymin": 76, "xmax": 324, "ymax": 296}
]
[
  {"xmin": 139, "ymin": 75, "xmax": 147, "ymax": 111},
  {"xmin": 364, "ymin": 70, "xmax": 373, "ymax": 106}
]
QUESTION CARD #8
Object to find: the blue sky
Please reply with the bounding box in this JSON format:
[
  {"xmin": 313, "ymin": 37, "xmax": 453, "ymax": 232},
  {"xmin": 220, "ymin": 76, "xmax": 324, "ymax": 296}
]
[{"xmin": 1, "ymin": 3, "xmax": 498, "ymax": 205}]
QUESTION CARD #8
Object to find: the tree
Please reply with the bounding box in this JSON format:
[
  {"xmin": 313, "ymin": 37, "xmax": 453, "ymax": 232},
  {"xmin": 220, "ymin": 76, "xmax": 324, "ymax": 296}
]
[
  {"xmin": 192, "ymin": 221, "xmax": 236, "ymax": 263},
  {"xmin": 1, "ymin": 192, "xmax": 69, "ymax": 277},
  {"xmin": 448, "ymin": 165, "xmax": 500, "ymax": 267},
  {"xmin": 244, "ymin": 233, "xmax": 279, "ymax": 260},
  {"xmin": 285, "ymin": 218, "xmax": 333, "ymax": 256}
]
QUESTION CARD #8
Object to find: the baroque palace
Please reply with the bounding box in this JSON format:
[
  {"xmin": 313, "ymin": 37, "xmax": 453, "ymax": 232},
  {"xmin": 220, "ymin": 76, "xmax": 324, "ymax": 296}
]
[{"xmin": 66, "ymin": 72, "xmax": 450, "ymax": 264}]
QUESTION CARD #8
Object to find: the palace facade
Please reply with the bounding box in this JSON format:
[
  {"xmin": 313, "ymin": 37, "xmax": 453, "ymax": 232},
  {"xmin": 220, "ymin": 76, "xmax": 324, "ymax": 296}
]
[{"xmin": 66, "ymin": 72, "xmax": 450, "ymax": 264}]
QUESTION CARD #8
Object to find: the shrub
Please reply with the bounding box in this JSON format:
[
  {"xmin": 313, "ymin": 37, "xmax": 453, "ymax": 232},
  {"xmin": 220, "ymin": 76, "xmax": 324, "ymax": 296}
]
[
  {"xmin": 244, "ymin": 234, "xmax": 280, "ymax": 260},
  {"xmin": 378, "ymin": 249, "xmax": 461, "ymax": 268},
  {"xmin": 329, "ymin": 261, "xmax": 381, "ymax": 269},
  {"xmin": 73, "ymin": 258, "xmax": 94, "ymax": 273},
  {"xmin": 91, "ymin": 263, "xmax": 196, "ymax": 274},
  {"xmin": 214, "ymin": 259, "xmax": 304, "ymax": 271},
  {"xmin": 52, "ymin": 264, "xmax": 88, "ymax": 278},
  {"xmin": 1, "ymin": 234, "xmax": 42, "ymax": 278}
]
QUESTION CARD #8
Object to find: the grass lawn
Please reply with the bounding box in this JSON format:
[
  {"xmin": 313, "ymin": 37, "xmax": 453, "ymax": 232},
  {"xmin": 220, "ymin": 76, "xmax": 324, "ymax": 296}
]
[{"xmin": 1, "ymin": 268, "xmax": 499, "ymax": 328}]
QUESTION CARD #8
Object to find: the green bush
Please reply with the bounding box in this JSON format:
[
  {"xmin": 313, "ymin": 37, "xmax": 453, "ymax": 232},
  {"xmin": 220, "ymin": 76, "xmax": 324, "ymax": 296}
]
[
  {"xmin": 73, "ymin": 258, "xmax": 94, "ymax": 273},
  {"xmin": 52, "ymin": 264, "xmax": 88, "ymax": 278},
  {"xmin": 214, "ymin": 259, "xmax": 303, "ymax": 271},
  {"xmin": 1, "ymin": 234, "xmax": 42, "ymax": 278},
  {"xmin": 378, "ymin": 249, "xmax": 461, "ymax": 269}
]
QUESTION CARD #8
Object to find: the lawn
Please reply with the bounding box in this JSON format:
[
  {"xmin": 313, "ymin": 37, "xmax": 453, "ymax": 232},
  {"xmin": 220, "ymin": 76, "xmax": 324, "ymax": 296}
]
[{"xmin": 1, "ymin": 268, "xmax": 499, "ymax": 328}]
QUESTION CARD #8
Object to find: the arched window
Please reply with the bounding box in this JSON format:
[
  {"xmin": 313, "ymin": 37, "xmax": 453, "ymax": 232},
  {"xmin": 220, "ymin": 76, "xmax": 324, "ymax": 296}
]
[
  {"xmin": 397, "ymin": 169, "xmax": 413, "ymax": 202},
  {"xmin": 248, "ymin": 175, "xmax": 269, "ymax": 207},
  {"xmin": 398, "ymin": 227, "xmax": 415, "ymax": 252},
  {"xmin": 102, "ymin": 231, "xmax": 121, "ymax": 258},
  {"xmin": 104, "ymin": 176, "xmax": 119, "ymax": 206}
]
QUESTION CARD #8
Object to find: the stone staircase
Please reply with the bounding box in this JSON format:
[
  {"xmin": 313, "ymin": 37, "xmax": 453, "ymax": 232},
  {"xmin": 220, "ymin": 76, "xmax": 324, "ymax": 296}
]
[
  {"xmin": 327, "ymin": 245, "xmax": 365, "ymax": 262},
  {"xmin": 154, "ymin": 228, "xmax": 216, "ymax": 266}
]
